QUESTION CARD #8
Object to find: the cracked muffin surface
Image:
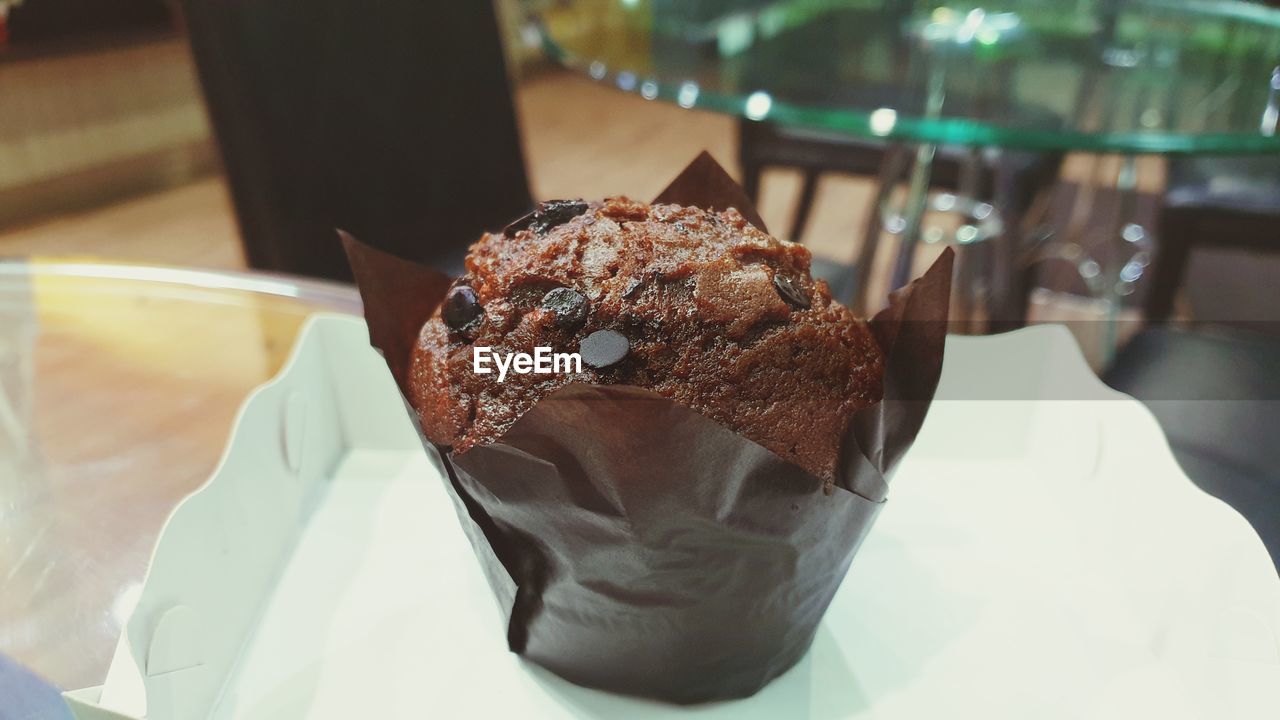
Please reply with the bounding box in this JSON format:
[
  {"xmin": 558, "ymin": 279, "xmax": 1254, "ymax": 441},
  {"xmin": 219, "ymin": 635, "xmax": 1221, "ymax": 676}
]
[{"xmin": 409, "ymin": 197, "xmax": 884, "ymax": 483}]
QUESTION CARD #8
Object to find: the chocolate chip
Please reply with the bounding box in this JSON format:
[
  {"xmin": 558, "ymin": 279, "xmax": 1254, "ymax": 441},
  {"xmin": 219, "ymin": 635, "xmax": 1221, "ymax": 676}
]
[
  {"xmin": 531, "ymin": 199, "xmax": 589, "ymax": 233},
  {"xmin": 504, "ymin": 199, "xmax": 590, "ymax": 237},
  {"xmin": 772, "ymin": 274, "xmax": 811, "ymax": 309},
  {"xmin": 503, "ymin": 210, "xmax": 537, "ymax": 237},
  {"xmin": 442, "ymin": 285, "xmax": 484, "ymax": 331},
  {"xmin": 579, "ymin": 329, "xmax": 629, "ymax": 369},
  {"xmin": 541, "ymin": 287, "xmax": 589, "ymax": 330}
]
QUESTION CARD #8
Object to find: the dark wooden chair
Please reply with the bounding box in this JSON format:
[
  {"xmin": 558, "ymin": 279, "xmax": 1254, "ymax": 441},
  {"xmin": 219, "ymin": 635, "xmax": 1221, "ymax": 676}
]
[
  {"xmin": 1104, "ymin": 155, "xmax": 1280, "ymax": 572},
  {"xmin": 1144, "ymin": 156, "xmax": 1280, "ymax": 323},
  {"xmin": 739, "ymin": 121, "xmax": 1058, "ymax": 244},
  {"xmin": 739, "ymin": 118, "xmax": 1063, "ymax": 313},
  {"xmin": 179, "ymin": 0, "xmax": 533, "ymax": 279}
]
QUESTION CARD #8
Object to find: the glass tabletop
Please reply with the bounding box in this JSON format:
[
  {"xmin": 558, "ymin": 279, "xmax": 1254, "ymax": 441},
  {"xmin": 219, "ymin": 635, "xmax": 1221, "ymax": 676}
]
[
  {"xmin": 538, "ymin": 0, "xmax": 1280, "ymax": 153},
  {"xmin": 0, "ymin": 260, "xmax": 360, "ymax": 691}
]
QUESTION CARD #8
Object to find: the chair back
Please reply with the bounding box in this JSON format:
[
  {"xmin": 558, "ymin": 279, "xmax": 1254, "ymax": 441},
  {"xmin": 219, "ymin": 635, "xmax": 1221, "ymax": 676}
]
[{"xmin": 181, "ymin": 0, "xmax": 532, "ymax": 279}]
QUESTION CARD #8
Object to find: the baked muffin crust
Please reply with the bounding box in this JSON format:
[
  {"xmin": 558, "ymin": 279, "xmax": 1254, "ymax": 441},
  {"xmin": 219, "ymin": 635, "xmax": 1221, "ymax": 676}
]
[{"xmin": 409, "ymin": 198, "xmax": 883, "ymax": 482}]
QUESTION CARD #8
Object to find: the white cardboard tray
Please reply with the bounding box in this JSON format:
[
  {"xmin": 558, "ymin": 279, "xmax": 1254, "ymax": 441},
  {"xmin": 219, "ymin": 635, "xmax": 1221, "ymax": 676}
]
[{"xmin": 63, "ymin": 315, "xmax": 1280, "ymax": 719}]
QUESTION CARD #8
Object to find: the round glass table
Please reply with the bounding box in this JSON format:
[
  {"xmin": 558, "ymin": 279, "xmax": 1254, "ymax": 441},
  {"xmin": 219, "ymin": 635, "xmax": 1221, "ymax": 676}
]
[
  {"xmin": 0, "ymin": 260, "xmax": 360, "ymax": 692},
  {"xmin": 540, "ymin": 0, "xmax": 1280, "ymax": 152},
  {"xmin": 538, "ymin": 0, "xmax": 1280, "ymax": 336}
]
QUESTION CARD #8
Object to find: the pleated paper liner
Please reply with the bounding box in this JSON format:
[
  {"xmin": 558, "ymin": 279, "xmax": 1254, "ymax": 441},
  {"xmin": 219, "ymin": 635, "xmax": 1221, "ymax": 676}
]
[{"xmin": 341, "ymin": 152, "xmax": 952, "ymax": 704}]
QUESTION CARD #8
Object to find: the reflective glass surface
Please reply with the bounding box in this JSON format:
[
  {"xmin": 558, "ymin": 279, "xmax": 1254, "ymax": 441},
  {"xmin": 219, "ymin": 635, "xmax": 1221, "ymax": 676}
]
[
  {"xmin": 0, "ymin": 261, "xmax": 359, "ymax": 690},
  {"xmin": 539, "ymin": 0, "xmax": 1280, "ymax": 152}
]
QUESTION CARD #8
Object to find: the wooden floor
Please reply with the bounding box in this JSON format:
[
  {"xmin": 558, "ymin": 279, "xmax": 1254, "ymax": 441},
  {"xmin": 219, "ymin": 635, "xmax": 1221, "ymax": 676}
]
[{"xmin": 0, "ymin": 71, "xmax": 877, "ymax": 269}]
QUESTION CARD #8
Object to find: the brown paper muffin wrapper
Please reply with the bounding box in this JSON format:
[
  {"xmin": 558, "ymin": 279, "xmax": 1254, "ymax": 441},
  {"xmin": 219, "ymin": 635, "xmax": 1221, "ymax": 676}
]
[{"xmin": 341, "ymin": 152, "xmax": 953, "ymax": 704}]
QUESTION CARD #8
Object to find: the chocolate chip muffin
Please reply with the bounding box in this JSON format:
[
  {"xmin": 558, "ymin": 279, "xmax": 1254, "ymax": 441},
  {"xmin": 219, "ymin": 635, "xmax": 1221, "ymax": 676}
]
[{"xmin": 408, "ymin": 198, "xmax": 884, "ymax": 484}]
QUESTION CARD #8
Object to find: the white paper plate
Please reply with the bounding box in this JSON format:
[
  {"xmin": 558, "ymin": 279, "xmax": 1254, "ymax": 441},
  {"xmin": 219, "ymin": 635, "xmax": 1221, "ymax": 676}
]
[{"xmin": 67, "ymin": 316, "xmax": 1280, "ymax": 719}]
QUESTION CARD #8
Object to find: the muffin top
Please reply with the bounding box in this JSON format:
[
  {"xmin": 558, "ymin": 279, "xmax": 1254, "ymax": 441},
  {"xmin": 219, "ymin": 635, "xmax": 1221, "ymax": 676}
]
[{"xmin": 408, "ymin": 197, "xmax": 884, "ymax": 483}]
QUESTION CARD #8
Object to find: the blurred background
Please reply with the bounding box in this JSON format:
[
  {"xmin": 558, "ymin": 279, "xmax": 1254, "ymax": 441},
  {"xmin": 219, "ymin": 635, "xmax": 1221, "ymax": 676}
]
[
  {"xmin": 1, "ymin": 0, "xmax": 1277, "ymax": 338},
  {"xmin": 0, "ymin": 0, "xmax": 775, "ymax": 267}
]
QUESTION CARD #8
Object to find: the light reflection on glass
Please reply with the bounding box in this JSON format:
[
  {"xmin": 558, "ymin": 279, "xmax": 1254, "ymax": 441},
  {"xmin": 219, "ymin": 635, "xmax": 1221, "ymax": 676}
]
[
  {"xmin": 678, "ymin": 82, "xmax": 700, "ymax": 109},
  {"xmin": 640, "ymin": 81, "xmax": 658, "ymax": 100},
  {"xmin": 976, "ymin": 27, "xmax": 1001, "ymax": 46},
  {"xmin": 520, "ymin": 24, "xmax": 542, "ymax": 49},
  {"xmin": 1102, "ymin": 48, "xmax": 1142, "ymax": 68},
  {"xmin": 869, "ymin": 107, "xmax": 897, "ymax": 136},
  {"xmin": 716, "ymin": 15, "xmax": 755, "ymax": 57},
  {"xmin": 745, "ymin": 91, "xmax": 772, "ymax": 120},
  {"xmin": 588, "ymin": 61, "xmax": 606, "ymax": 80},
  {"xmin": 920, "ymin": 8, "xmax": 1021, "ymax": 46},
  {"xmin": 1262, "ymin": 67, "xmax": 1280, "ymax": 136},
  {"xmin": 617, "ymin": 71, "xmax": 637, "ymax": 91},
  {"xmin": 1119, "ymin": 260, "xmax": 1144, "ymax": 283},
  {"xmin": 955, "ymin": 9, "xmax": 986, "ymax": 44}
]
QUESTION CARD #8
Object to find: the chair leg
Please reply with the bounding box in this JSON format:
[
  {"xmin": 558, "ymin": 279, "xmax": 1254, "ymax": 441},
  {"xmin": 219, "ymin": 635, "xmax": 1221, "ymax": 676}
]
[
  {"xmin": 1014, "ymin": 254, "xmax": 1042, "ymax": 327},
  {"xmin": 741, "ymin": 161, "xmax": 763, "ymax": 206},
  {"xmin": 853, "ymin": 144, "xmax": 908, "ymax": 313},
  {"xmin": 952, "ymin": 244, "xmax": 980, "ymax": 332},
  {"xmin": 788, "ymin": 170, "xmax": 820, "ymax": 243},
  {"xmin": 737, "ymin": 118, "xmax": 764, "ymax": 205},
  {"xmin": 988, "ymin": 157, "xmax": 1031, "ymax": 331},
  {"xmin": 1145, "ymin": 208, "xmax": 1194, "ymax": 323}
]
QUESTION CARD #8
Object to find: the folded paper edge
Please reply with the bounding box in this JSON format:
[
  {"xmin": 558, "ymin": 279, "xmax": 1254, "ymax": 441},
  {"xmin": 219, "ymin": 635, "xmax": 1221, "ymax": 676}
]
[
  {"xmin": 841, "ymin": 247, "xmax": 955, "ymax": 500},
  {"xmin": 652, "ymin": 150, "xmax": 769, "ymax": 233},
  {"xmin": 457, "ymin": 382, "xmax": 888, "ymax": 505},
  {"xmin": 339, "ymin": 229, "xmax": 453, "ymax": 388}
]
